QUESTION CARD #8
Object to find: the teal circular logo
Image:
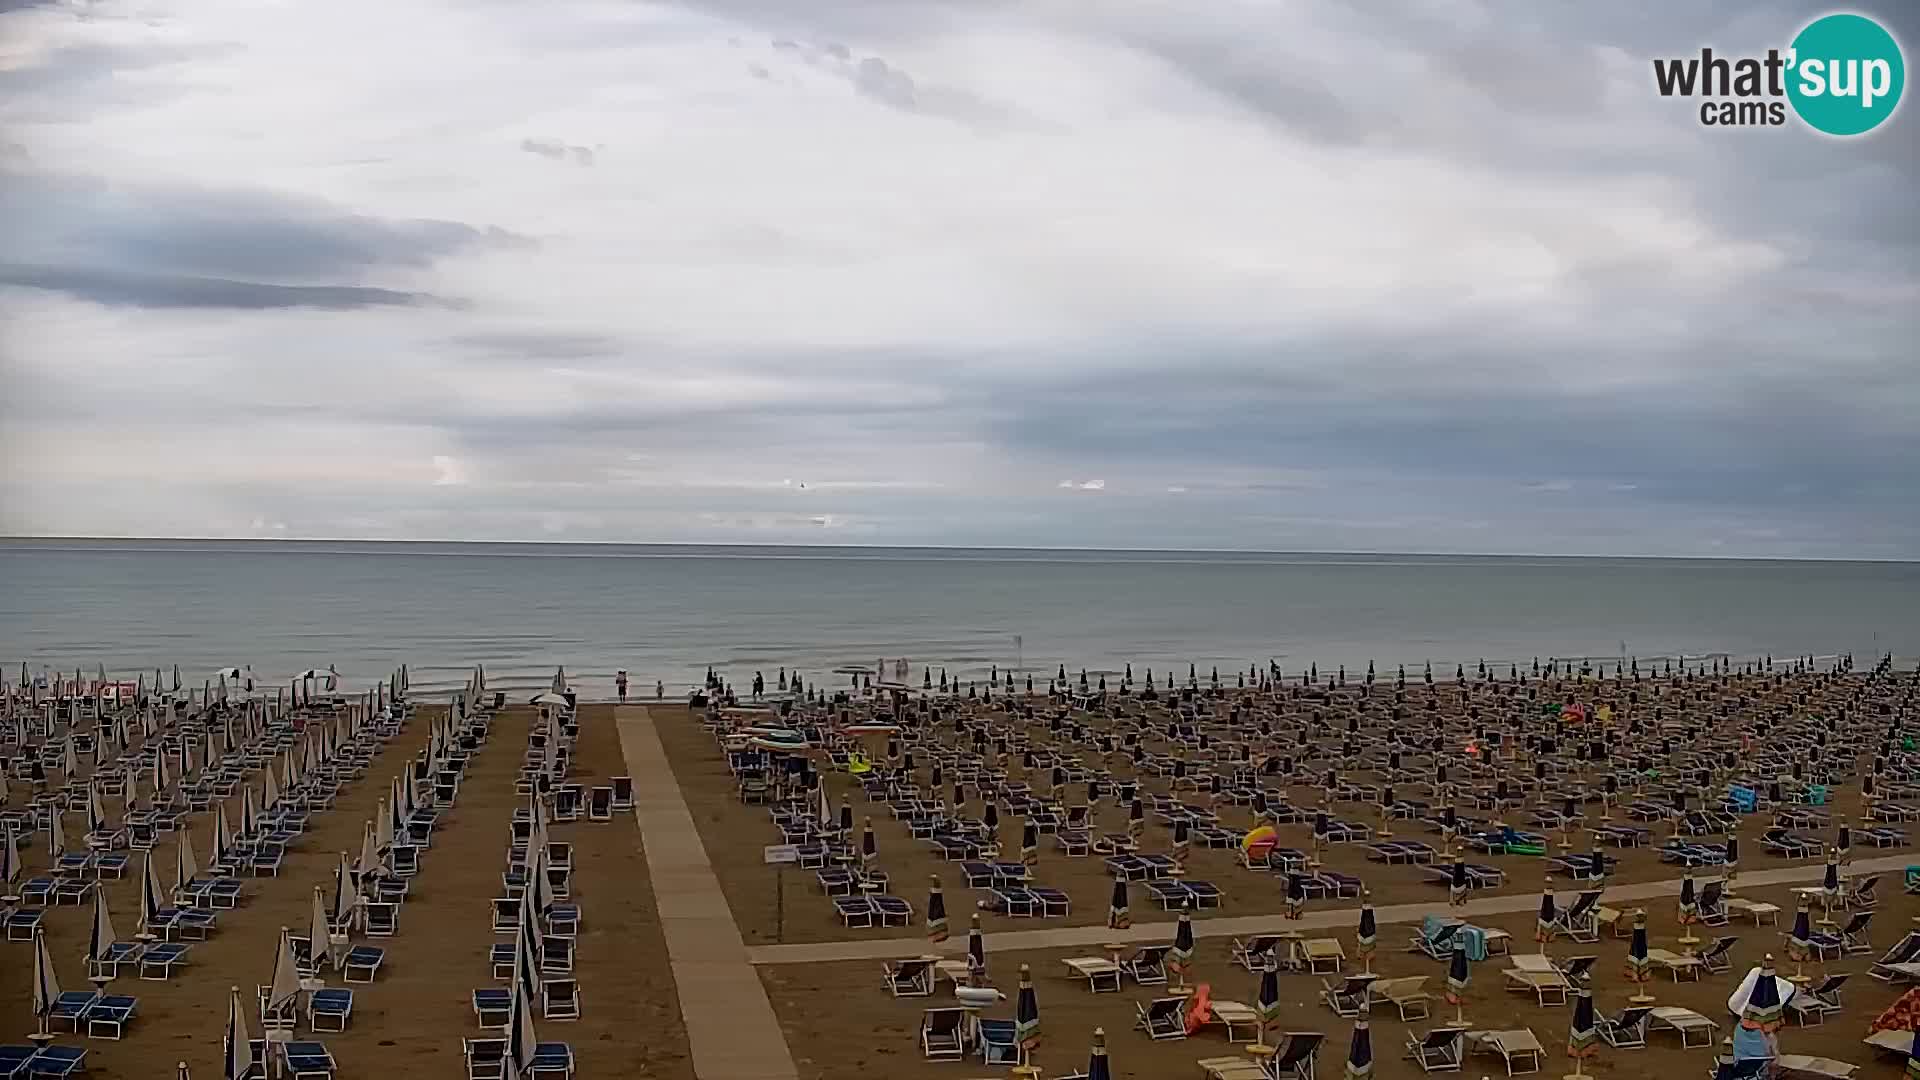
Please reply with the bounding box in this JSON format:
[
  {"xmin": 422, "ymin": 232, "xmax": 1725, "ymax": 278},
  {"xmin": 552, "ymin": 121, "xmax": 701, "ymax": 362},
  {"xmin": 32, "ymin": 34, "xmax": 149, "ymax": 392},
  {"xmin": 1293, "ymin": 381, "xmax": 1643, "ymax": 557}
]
[{"xmin": 1786, "ymin": 13, "xmax": 1905, "ymax": 136}]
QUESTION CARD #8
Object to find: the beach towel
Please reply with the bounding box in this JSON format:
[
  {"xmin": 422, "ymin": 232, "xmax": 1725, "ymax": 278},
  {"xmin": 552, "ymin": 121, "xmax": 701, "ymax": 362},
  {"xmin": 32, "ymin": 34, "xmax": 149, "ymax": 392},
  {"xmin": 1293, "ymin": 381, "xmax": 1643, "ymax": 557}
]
[
  {"xmin": 1458, "ymin": 926, "xmax": 1489, "ymax": 962},
  {"xmin": 1186, "ymin": 984, "xmax": 1214, "ymax": 1035}
]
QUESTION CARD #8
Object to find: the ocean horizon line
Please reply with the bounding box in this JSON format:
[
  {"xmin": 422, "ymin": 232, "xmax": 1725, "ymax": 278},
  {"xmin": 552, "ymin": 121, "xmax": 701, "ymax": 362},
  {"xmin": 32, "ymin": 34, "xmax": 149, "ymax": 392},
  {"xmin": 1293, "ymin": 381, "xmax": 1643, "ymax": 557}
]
[{"xmin": 3, "ymin": 534, "xmax": 1916, "ymax": 566}]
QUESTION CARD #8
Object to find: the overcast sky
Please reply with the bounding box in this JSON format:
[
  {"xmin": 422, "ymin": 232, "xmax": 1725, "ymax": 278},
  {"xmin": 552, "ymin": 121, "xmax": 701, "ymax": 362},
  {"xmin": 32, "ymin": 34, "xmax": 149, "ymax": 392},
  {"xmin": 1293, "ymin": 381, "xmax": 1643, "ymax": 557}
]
[{"xmin": 1, "ymin": 0, "xmax": 1914, "ymax": 557}]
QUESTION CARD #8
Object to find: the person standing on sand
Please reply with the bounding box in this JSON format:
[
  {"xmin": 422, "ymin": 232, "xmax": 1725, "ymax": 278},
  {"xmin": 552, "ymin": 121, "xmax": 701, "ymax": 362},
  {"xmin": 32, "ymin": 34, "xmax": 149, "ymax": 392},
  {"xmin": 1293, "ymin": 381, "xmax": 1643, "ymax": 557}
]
[
  {"xmin": 656, "ymin": 679, "xmax": 664, "ymax": 699},
  {"xmin": 615, "ymin": 670, "xmax": 628, "ymax": 703}
]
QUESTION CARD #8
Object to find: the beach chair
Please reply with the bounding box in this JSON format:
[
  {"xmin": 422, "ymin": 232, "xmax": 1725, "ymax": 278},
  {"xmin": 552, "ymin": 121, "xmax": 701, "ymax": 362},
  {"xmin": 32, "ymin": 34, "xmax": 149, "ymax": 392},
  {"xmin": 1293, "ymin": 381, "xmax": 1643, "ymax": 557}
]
[
  {"xmin": 4, "ymin": 907, "xmax": 46, "ymax": 942},
  {"xmin": 472, "ymin": 988, "xmax": 512, "ymax": 1030},
  {"xmin": 307, "ymin": 988, "xmax": 353, "ymax": 1032},
  {"xmin": 0, "ymin": 1045, "xmax": 36, "ymax": 1080},
  {"xmin": 464, "ymin": 1038, "xmax": 507, "ymax": 1080},
  {"xmin": 1774, "ymin": 1054, "xmax": 1860, "ymax": 1079},
  {"xmin": 1846, "ymin": 875, "xmax": 1880, "ymax": 910},
  {"xmin": 1323, "ymin": 975, "xmax": 1377, "ymax": 1017},
  {"xmin": 546, "ymin": 903, "xmax": 580, "ymax": 938},
  {"xmin": 1710, "ymin": 1057, "xmax": 1770, "ymax": 1080},
  {"xmin": 1197, "ymin": 1055, "xmax": 1271, "ymax": 1080},
  {"xmin": 1481, "ymin": 1029, "xmax": 1544, "ymax": 1075},
  {"xmin": 1648, "ymin": 1006, "xmax": 1718, "ymax": 1048},
  {"xmin": 1698, "ymin": 936, "xmax": 1739, "ymax": 974},
  {"xmin": 588, "ymin": 787, "xmax": 613, "ymax": 821},
  {"xmin": 49, "ymin": 991, "xmax": 100, "ymax": 1033},
  {"xmin": 1122, "ymin": 944, "xmax": 1170, "ymax": 985},
  {"xmin": 364, "ymin": 901, "xmax": 398, "ymax": 936},
  {"xmin": 1302, "ymin": 937, "xmax": 1346, "ymax": 974},
  {"xmin": 1232, "ymin": 935, "xmax": 1283, "ymax": 970},
  {"xmin": 541, "ymin": 936, "xmax": 576, "ymax": 976},
  {"xmin": 1269, "ymin": 1030, "xmax": 1326, "ymax": 1080},
  {"xmin": 1503, "ymin": 967, "xmax": 1571, "ymax": 1006},
  {"xmin": 977, "ymin": 1018, "xmax": 1021, "ymax": 1064},
  {"xmin": 281, "ymin": 1040, "xmax": 335, "ymax": 1080},
  {"xmin": 1407, "ymin": 1026, "xmax": 1470, "ymax": 1072},
  {"xmin": 1597, "ymin": 1007, "xmax": 1652, "ymax": 1049},
  {"xmin": 1786, "ymin": 975, "xmax": 1847, "ymax": 1026},
  {"xmin": 81, "ymin": 994, "xmax": 136, "ymax": 1039},
  {"xmin": 138, "ymin": 942, "xmax": 189, "ymax": 980},
  {"xmin": 1135, "ymin": 997, "xmax": 1189, "ymax": 1040},
  {"xmin": 609, "ymin": 776, "xmax": 634, "ymax": 811},
  {"xmin": 1375, "ymin": 975, "xmax": 1432, "ymax": 1021},
  {"xmin": 1411, "ymin": 921, "xmax": 1462, "ymax": 960},
  {"xmin": 920, "ymin": 1007, "xmax": 969, "ymax": 1059},
  {"xmin": 1868, "ymin": 931, "xmax": 1920, "ymax": 981},
  {"xmin": 1061, "ymin": 956, "xmax": 1122, "ymax": 992},
  {"xmin": 23, "ymin": 1046, "xmax": 86, "ymax": 1078},
  {"xmin": 1839, "ymin": 912, "xmax": 1874, "ymax": 954},
  {"xmin": 342, "ymin": 945, "xmax": 384, "ymax": 984},
  {"xmin": 529, "ymin": 1042, "xmax": 573, "ymax": 1079},
  {"xmin": 884, "ymin": 958, "xmax": 935, "ymax": 996},
  {"xmin": 1551, "ymin": 891, "xmax": 1602, "ymax": 942},
  {"xmin": 1208, "ymin": 999, "xmax": 1262, "ymax": 1043},
  {"xmin": 541, "ymin": 978, "xmax": 580, "ymax": 1022}
]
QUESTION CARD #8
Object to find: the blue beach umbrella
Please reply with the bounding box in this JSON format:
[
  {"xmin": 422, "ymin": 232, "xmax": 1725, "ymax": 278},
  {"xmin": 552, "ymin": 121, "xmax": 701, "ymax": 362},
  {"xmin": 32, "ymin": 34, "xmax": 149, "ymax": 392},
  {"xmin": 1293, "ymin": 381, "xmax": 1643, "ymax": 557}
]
[
  {"xmin": 1567, "ymin": 985, "xmax": 1597, "ymax": 1073},
  {"xmin": 1256, "ymin": 952, "xmax": 1281, "ymax": 1036},
  {"xmin": 1172, "ymin": 819, "xmax": 1191, "ymax": 867},
  {"xmin": 1356, "ymin": 893, "xmax": 1377, "ymax": 971},
  {"xmin": 1740, "ymin": 955, "xmax": 1786, "ymax": 1032},
  {"xmin": 966, "ymin": 913, "xmax": 987, "ymax": 982},
  {"xmin": 1537, "ymin": 878, "xmax": 1559, "ymax": 943},
  {"xmin": 1822, "ymin": 848, "xmax": 1841, "ymax": 902},
  {"xmin": 1625, "ymin": 909, "xmax": 1653, "ymax": 996},
  {"xmin": 1446, "ymin": 938, "xmax": 1470, "ymax": 1024},
  {"xmin": 1014, "ymin": 964, "xmax": 1041, "ymax": 1057},
  {"xmin": 1085, "ymin": 1028, "xmax": 1111, "ymax": 1080},
  {"xmin": 1344, "ymin": 1015, "xmax": 1373, "ymax": 1079},
  {"xmin": 1108, "ymin": 877, "xmax": 1130, "ymax": 931},
  {"xmin": 1449, "ymin": 857, "xmax": 1468, "ymax": 906},
  {"xmin": 1022, "ymin": 820, "xmax": 1039, "ymax": 867},
  {"xmin": 926, "ymin": 877, "xmax": 948, "ymax": 943},
  {"xmin": 1788, "ymin": 899, "xmax": 1813, "ymax": 977},
  {"xmin": 1287, "ymin": 872, "xmax": 1307, "ymax": 920},
  {"xmin": 1678, "ymin": 870, "xmax": 1697, "ymax": 926},
  {"xmin": 1836, "ymin": 820, "xmax": 1852, "ymax": 860}
]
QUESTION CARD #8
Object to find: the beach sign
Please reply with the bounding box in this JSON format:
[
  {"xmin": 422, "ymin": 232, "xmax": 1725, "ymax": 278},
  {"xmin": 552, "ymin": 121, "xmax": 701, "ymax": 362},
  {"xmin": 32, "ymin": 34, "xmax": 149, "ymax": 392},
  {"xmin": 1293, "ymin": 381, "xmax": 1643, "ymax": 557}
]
[{"xmin": 763, "ymin": 844, "xmax": 801, "ymax": 865}]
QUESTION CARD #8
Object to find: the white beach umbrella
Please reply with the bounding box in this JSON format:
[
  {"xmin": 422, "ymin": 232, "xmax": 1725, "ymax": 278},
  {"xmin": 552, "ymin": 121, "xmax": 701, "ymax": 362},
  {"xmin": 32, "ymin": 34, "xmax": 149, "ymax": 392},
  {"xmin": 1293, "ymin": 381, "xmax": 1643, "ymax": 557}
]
[
  {"xmin": 1727, "ymin": 965, "xmax": 1797, "ymax": 1015},
  {"xmin": 224, "ymin": 984, "xmax": 255, "ymax": 1080},
  {"xmin": 48, "ymin": 807, "xmax": 67, "ymax": 859},
  {"xmin": 32, "ymin": 926, "xmax": 61, "ymax": 1034},
  {"xmin": 63, "ymin": 739, "xmax": 80, "ymax": 780},
  {"xmin": 87, "ymin": 784, "xmax": 106, "ymax": 836},
  {"xmin": 310, "ymin": 885, "xmax": 334, "ymax": 970},
  {"xmin": 263, "ymin": 766, "xmax": 280, "ymax": 813},
  {"xmin": 332, "ymin": 854, "xmax": 357, "ymax": 927},
  {"xmin": 89, "ymin": 886, "xmax": 118, "ymax": 973},
  {"xmin": 240, "ymin": 785, "xmax": 258, "ymax": 840},
  {"xmin": 177, "ymin": 826, "xmax": 201, "ymax": 893},
  {"xmin": 1, "ymin": 821, "xmax": 19, "ymax": 889},
  {"xmin": 355, "ymin": 821, "xmax": 379, "ymax": 878},
  {"xmin": 374, "ymin": 797, "xmax": 394, "ymax": 851},
  {"xmin": 267, "ymin": 928, "xmax": 300, "ymax": 1016},
  {"xmin": 140, "ymin": 852, "xmax": 164, "ymax": 929},
  {"xmin": 153, "ymin": 747, "xmax": 171, "ymax": 794},
  {"xmin": 213, "ymin": 803, "xmax": 233, "ymax": 869}
]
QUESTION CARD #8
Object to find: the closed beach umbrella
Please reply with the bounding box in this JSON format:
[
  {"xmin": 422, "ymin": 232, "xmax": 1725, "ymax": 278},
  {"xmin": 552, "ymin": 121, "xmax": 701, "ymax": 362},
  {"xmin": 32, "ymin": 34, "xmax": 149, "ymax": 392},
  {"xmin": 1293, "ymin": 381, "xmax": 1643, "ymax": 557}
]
[
  {"xmin": 1725, "ymin": 833, "xmax": 1740, "ymax": 874},
  {"xmin": 268, "ymin": 927, "xmax": 300, "ymax": 1017},
  {"xmin": 140, "ymin": 851, "xmax": 164, "ymax": 930},
  {"xmin": 1822, "ymin": 848, "xmax": 1841, "ymax": 901},
  {"xmin": 861, "ymin": 817, "xmax": 877, "ymax": 869},
  {"xmin": 1344, "ymin": 1015, "xmax": 1373, "ymax": 1079},
  {"xmin": 1678, "ymin": 870, "xmax": 1697, "ymax": 926},
  {"xmin": 48, "ymin": 807, "xmax": 66, "ymax": 859},
  {"xmin": 87, "ymin": 887, "xmax": 117, "ymax": 977},
  {"xmin": 311, "ymin": 886, "xmax": 333, "ymax": 969},
  {"xmin": 1170, "ymin": 904, "xmax": 1195, "ymax": 984},
  {"xmin": 31, "ymin": 926, "xmax": 60, "ymax": 1034},
  {"xmin": 1738, "ymin": 955, "xmax": 1787, "ymax": 1033},
  {"xmin": 1014, "ymin": 964, "xmax": 1041, "ymax": 1057},
  {"xmin": 1172, "ymin": 819, "xmax": 1190, "ymax": 868},
  {"xmin": 1021, "ymin": 820, "xmax": 1038, "ymax": 867},
  {"xmin": 1085, "ymin": 1028, "xmax": 1111, "ymax": 1080},
  {"xmin": 839, "ymin": 798, "xmax": 853, "ymax": 835},
  {"xmin": 1788, "ymin": 899, "xmax": 1813, "ymax": 977},
  {"xmin": 984, "ymin": 802, "xmax": 1000, "ymax": 833},
  {"xmin": 1108, "ymin": 877, "xmax": 1130, "ymax": 930},
  {"xmin": 1448, "ymin": 857, "xmax": 1468, "ymax": 906},
  {"xmin": 1256, "ymin": 952, "xmax": 1281, "ymax": 1036},
  {"xmin": 1836, "ymin": 820, "xmax": 1851, "ymax": 860},
  {"xmin": 223, "ymin": 985, "xmax": 256, "ymax": 1080},
  {"xmin": 926, "ymin": 877, "xmax": 948, "ymax": 943},
  {"xmin": 333, "ymin": 854, "xmax": 356, "ymax": 927},
  {"xmin": 1567, "ymin": 985, "xmax": 1597, "ymax": 1074},
  {"xmin": 1127, "ymin": 797, "xmax": 1144, "ymax": 837},
  {"xmin": 966, "ymin": 913, "xmax": 987, "ymax": 982},
  {"xmin": 1446, "ymin": 938, "xmax": 1470, "ymax": 1024},
  {"xmin": 1286, "ymin": 872, "xmax": 1307, "ymax": 920},
  {"xmin": 1537, "ymin": 879, "xmax": 1558, "ymax": 942},
  {"xmin": 1626, "ymin": 909, "xmax": 1653, "ymax": 1000},
  {"xmin": 176, "ymin": 827, "xmax": 200, "ymax": 894},
  {"xmin": 1356, "ymin": 894, "xmax": 1377, "ymax": 972}
]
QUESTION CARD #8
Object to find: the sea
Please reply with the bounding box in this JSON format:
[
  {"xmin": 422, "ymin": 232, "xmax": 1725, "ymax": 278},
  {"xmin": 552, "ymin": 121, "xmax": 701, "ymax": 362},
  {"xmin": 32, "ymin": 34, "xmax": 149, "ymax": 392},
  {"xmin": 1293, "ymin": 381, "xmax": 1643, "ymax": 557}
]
[{"xmin": 1, "ymin": 539, "xmax": 1916, "ymax": 700}]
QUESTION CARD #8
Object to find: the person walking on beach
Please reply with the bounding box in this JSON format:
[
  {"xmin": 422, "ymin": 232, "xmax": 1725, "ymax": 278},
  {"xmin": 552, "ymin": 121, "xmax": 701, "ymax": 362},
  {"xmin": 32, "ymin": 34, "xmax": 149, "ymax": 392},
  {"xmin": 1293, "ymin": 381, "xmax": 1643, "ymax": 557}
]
[
  {"xmin": 616, "ymin": 670, "xmax": 628, "ymax": 703},
  {"xmin": 655, "ymin": 678, "xmax": 664, "ymax": 700}
]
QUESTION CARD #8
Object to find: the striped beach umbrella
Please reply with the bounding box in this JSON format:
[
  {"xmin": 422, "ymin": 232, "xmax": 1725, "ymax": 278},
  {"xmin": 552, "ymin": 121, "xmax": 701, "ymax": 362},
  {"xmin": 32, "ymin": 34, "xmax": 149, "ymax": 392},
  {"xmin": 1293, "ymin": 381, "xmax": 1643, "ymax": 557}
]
[
  {"xmin": 926, "ymin": 877, "xmax": 948, "ymax": 943},
  {"xmin": 1108, "ymin": 877, "xmax": 1130, "ymax": 931},
  {"xmin": 1014, "ymin": 964, "xmax": 1041, "ymax": 1057},
  {"xmin": 1537, "ymin": 878, "xmax": 1558, "ymax": 942},
  {"xmin": 1356, "ymin": 893, "xmax": 1377, "ymax": 972},
  {"xmin": 861, "ymin": 817, "xmax": 878, "ymax": 870},
  {"xmin": 1740, "ymin": 955, "xmax": 1786, "ymax": 1032},
  {"xmin": 1837, "ymin": 820, "xmax": 1852, "ymax": 862},
  {"xmin": 1286, "ymin": 872, "xmax": 1308, "ymax": 920},
  {"xmin": 1625, "ymin": 909, "xmax": 1653, "ymax": 999},
  {"xmin": 224, "ymin": 985, "xmax": 255, "ymax": 1080},
  {"xmin": 839, "ymin": 797, "xmax": 853, "ymax": 835},
  {"xmin": 1567, "ymin": 985, "xmax": 1597, "ymax": 1074},
  {"xmin": 1172, "ymin": 819, "xmax": 1191, "ymax": 868},
  {"xmin": 966, "ymin": 913, "xmax": 987, "ymax": 983},
  {"xmin": 1128, "ymin": 797, "xmax": 1145, "ymax": 837},
  {"xmin": 1678, "ymin": 870, "xmax": 1697, "ymax": 926},
  {"xmin": 1448, "ymin": 856, "xmax": 1468, "ymax": 907},
  {"xmin": 1021, "ymin": 820, "xmax": 1038, "ymax": 867},
  {"xmin": 1170, "ymin": 904, "xmax": 1195, "ymax": 984},
  {"xmin": 1344, "ymin": 1014, "xmax": 1373, "ymax": 1079},
  {"xmin": 1085, "ymin": 1028, "xmax": 1111, "ymax": 1080},
  {"xmin": 1788, "ymin": 899, "xmax": 1813, "ymax": 978},
  {"xmin": 32, "ymin": 926, "xmax": 60, "ymax": 1033},
  {"xmin": 1445, "ymin": 937, "xmax": 1470, "ymax": 1024},
  {"xmin": 1724, "ymin": 832, "xmax": 1740, "ymax": 879},
  {"xmin": 1822, "ymin": 848, "xmax": 1841, "ymax": 903},
  {"xmin": 1256, "ymin": 952, "xmax": 1281, "ymax": 1036}
]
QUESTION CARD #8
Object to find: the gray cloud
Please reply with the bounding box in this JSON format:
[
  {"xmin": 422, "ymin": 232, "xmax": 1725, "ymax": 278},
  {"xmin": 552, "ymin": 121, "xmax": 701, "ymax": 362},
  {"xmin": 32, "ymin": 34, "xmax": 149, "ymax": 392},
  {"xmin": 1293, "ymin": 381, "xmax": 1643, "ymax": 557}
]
[
  {"xmin": 0, "ymin": 264, "xmax": 446, "ymax": 310},
  {"xmin": 519, "ymin": 137, "xmax": 596, "ymax": 165}
]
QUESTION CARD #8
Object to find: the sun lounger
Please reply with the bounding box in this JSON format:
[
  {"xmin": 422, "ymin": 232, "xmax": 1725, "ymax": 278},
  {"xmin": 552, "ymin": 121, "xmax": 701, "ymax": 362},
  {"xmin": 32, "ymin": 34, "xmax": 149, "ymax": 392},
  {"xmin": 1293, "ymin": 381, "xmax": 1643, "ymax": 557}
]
[
  {"xmin": 1196, "ymin": 1057, "xmax": 1270, "ymax": 1080},
  {"xmin": 1121, "ymin": 944, "xmax": 1169, "ymax": 985},
  {"xmin": 1645, "ymin": 948, "xmax": 1703, "ymax": 982},
  {"xmin": 1301, "ymin": 937, "xmax": 1346, "ymax": 973},
  {"xmin": 341, "ymin": 945, "xmax": 384, "ymax": 984},
  {"xmin": 472, "ymin": 988, "xmax": 511, "ymax": 1030},
  {"xmin": 1774, "ymin": 1055, "xmax": 1860, "ymax": 1079},
  {"xmin": 1503, "ymin": 968, "xmax": 1571, "ymax": 1006},
  {"xmin": 1865, "ymin": 1029, "xmax": 1912, "ymax": 1057},
  {"xmin": 1868, "ymin": 931, "xmax": 1920, "ymax": 981},
  {"xmin": 138, "ymin": 942, "xmax": 189, "ymax": 980},
  {"xmin": 1374, "ymin": 975, "xmax": 1432, "ymax": 1020},
  {"xmin": 1597, "ymin": 1007, "xmax": 1651, "ymax": 1048},
  {"xmin": 82, "ymin": 994, "xmax": 137, "ymax": 1039},
  {"xmin": 0, "ymin": 1045, "xmax": 37, "ymax": 1079},
  {"xmin": 884, "ymin": 958, "xmax": 936, "ymax": 996},
  {"xmin": 1476, "ymin": 1029, "xmax": 1544, "ymax": 1076},
  {"xmin": 1268, "ymin": 1031, "xmax": 1327, "ymax": 1080},
  {"xmin": 1208, "ymin": 999, "xmax": 1262, "ymax": 1043},
  {"xmin": 4, "ymin": 907, "xmax": 45, "ymax": 942},
  {"xmin": 977, "ymin": 1018, "xmax": 1020, "ymax": 1064},
  {"xmin": 1407, "ymin": 1025, "xmax": 1471, "ymax": 1072},
  {"xmin": 541, "ymin": 977, "xmax": 580, "ymax": 1022},
  {"xmin": 465, "ymin": 1036, "xmax": 507, "ymax": 1080},
  {"xmin": 1647, "ymin": 1006, "xmax": 1717, "ymax": 1048},
  {"xmin": 1062, "ymin": 956, "xmax": 1122, "ymax": 992},
  {"xmin": 1136, "ymin": 997, "xmax": 1188, "ymax": 1040},
  {"xmin": 1726, "ymin": 896, "xmax": 1781, "ymax": 925},
  {"xmin": 307, "ymin": 988, "xmax": 353, "ymax": 1032},
  {"xmin": 1322, "ymin": 974, "xmax": 1378, "ymax": 1017},
  {"xmin": 1232, "ymin": 935, "xmax": 1282, "ymax": 970},
  {"xmin": 1786, "ymin": 975, "xmax": 1847, "ymax": 1026},
  {"xmin": 23, "ymin": 1046, "xmax": 87, "ymax": 1078},
  {"xmin": 920, "ymin": 1007, "xmax": 970, "ymax": 1059},
  {"xmin": 281, "ymin": 1040, "xmax": 335, "ymax": 1080},
  {"xmin": 49, "ymin": 992, "xmax": 99, "ymax": 1033}
]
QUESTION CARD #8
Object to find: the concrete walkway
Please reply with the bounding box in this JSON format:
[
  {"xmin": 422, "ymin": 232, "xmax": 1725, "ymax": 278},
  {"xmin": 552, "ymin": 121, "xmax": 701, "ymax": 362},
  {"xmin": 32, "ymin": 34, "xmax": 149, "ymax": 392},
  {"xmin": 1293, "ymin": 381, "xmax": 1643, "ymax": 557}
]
[
  {"xmin": 746, "ymin": 852, "xmax": 1914, "ymax": 966},
  {"xmin": 616, "ymin": 707, "xmax": 800, "ymax": 1080}
]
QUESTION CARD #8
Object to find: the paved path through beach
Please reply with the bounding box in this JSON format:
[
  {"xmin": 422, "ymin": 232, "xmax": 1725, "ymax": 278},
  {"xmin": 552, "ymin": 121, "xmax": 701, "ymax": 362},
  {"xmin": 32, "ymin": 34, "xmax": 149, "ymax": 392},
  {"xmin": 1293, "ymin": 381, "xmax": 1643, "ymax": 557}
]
[
  {"xmin": 745, "ymin": 852, "xmax": 1915, "ymax": 966},
  {"xmin": 616, "ymin": 707, "xmax": 800, "ymax": 1080}
]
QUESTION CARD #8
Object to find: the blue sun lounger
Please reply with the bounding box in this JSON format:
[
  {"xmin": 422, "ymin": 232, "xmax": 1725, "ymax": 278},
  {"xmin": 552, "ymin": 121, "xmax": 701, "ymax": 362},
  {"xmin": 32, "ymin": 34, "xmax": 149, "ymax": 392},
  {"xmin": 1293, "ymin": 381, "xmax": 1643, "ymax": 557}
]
[
  {"xmin": 531, "ymin": 1041, "xmax": 574, "ymax": 1079},
  {"xmin": 472, "ymin": 988, "xmax": 511, "ymax": 1030},
  {"xmin": 24, "ymin": 1045, "xmax": 87, "ymax": 1078},
  {"xmin": 282, "ymin": 1040, "xmax": 335, "ymax": 1080},
  {"xmin": 308, "ymin": 988, "xmax": 353, "ymax": 1032},
  {"xmin": 49, "ymin": 992, "xmax": 99, "ymax": 1033},
  {"xmin": 4, "ymin": 907, "xmax": 45, "ymax": 941},
  {"xmin": 83, "ymin": 995, "xmax": 138, "ymax": 1039},
  {"xmin": 139, "ymin": 942, "xmax": 190, "ymax": 980},
  {"xmin": 341, "ymin": 945, "xmax": 384, "ymax": 984},
  {"xmin": 0, "ymin": 1045, "xmax": 35, "ymax": 1080}
]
